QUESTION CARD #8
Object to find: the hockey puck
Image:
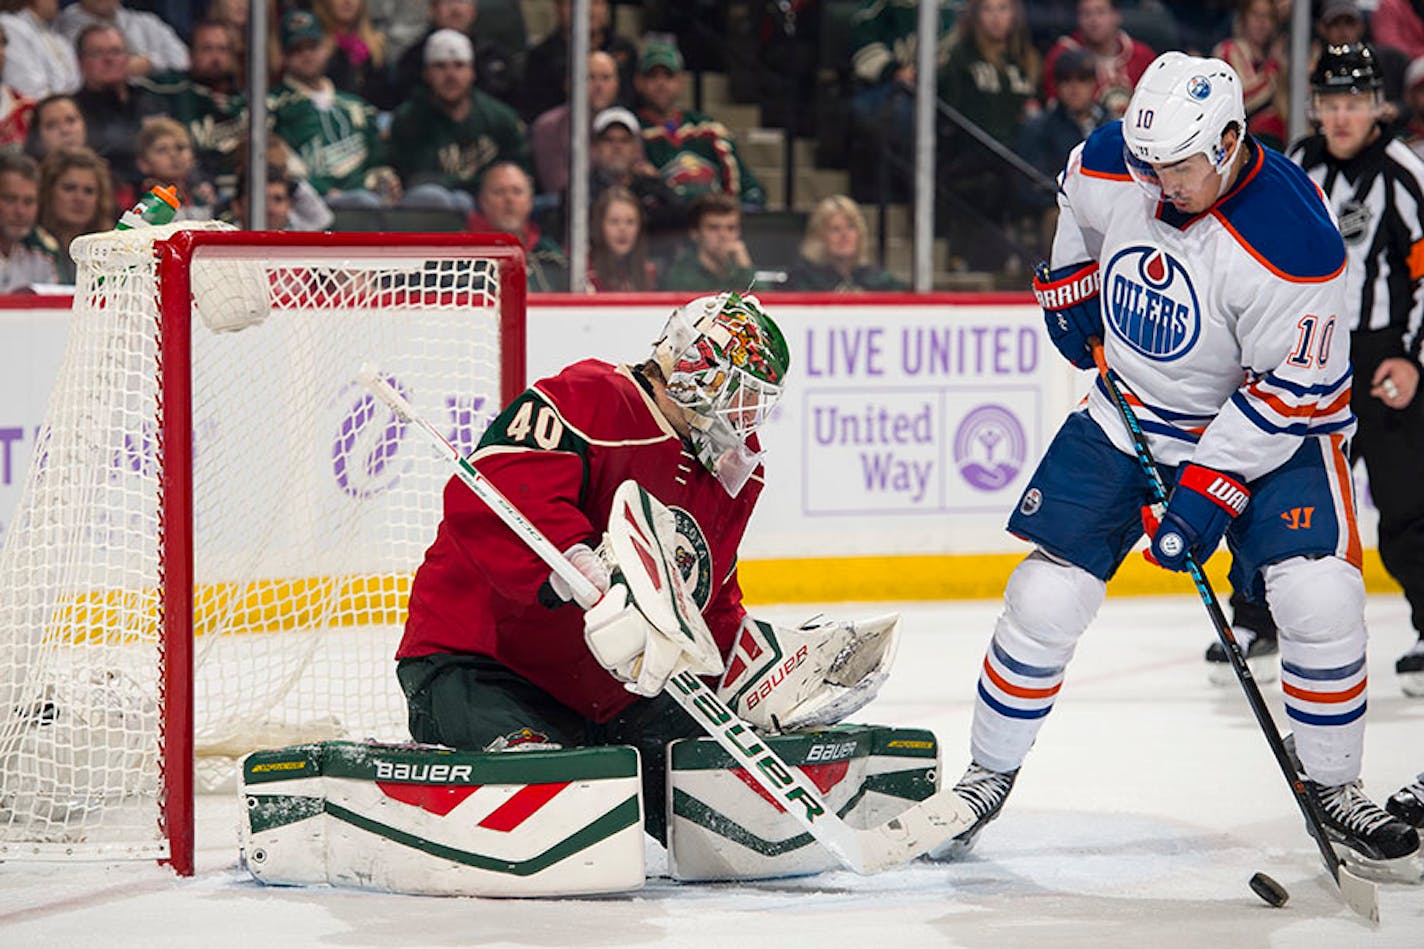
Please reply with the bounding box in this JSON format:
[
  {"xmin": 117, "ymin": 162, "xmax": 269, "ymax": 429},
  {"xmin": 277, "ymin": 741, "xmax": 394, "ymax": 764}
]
[{"xmin": 1249, "ymin": 871, "xmax": 1289, "ymax": 908}]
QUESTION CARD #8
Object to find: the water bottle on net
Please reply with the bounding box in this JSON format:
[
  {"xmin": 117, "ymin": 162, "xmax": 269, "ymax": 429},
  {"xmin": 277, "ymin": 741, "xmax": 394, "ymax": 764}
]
[{"xmin": 116, "ymin": 183, "xmax": 180, "ymax": 230}]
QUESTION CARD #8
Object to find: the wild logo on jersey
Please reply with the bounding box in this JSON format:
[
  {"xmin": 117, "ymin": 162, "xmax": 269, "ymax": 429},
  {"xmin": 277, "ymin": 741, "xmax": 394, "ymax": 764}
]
[
  {"xmin": 1102, "ymin": 246, "xmax": 1202, "ymax": 361},
  {"xmin": 671, "ymin": 506, "xmax": 713, "ymax": 608}
]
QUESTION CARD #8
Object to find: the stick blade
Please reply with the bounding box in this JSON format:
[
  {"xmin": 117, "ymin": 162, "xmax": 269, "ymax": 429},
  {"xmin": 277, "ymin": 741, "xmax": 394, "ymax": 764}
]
[{"xmin": 1338, "ymin": 864, "xmax": 1380, "ymax": 924}]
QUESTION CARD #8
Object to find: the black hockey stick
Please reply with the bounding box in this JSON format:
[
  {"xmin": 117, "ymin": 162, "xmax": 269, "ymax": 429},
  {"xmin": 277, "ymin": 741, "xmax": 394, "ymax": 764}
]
[{"xmin": 1089, "ymin": 340, "xmax": 1378, "ymax": 922}]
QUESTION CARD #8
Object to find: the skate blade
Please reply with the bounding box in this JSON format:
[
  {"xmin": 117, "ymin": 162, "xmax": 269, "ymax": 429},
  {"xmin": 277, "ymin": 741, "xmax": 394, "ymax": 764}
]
[
  {"xmin": 1206, "ymin": 653, "xmax": 1279, "ymax": 687},
  {"xmin": 1398, "ymin": 670, "xmax": 1424, "ymax": 698},
  {"xmin": 1337, "ymin": 864, "xmax": 1380, "ymax": 924},
  {"xmin": 1335, "ymin": 843, "xmax": 1424, "ymax": 886}
]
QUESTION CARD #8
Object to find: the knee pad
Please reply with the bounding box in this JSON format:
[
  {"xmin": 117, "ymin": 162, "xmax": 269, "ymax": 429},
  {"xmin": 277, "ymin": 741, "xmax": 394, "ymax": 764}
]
[
  {"xmin": 1265, "ymin": 556, "xmax": 1365, "ymax": 646},
  {"xmin": 996, "ymin": 550, "xmax": 1106, "ymax": 664}
]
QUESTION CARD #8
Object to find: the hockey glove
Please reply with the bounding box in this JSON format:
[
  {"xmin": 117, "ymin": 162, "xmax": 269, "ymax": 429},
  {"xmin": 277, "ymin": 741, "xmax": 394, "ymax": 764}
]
[
  {"xmin": 1033, "ymin": 260, "xmax": 1103, "ymax": 370},
  {"xmin": 1145, "ymin": 464, "xmax": 1250, "ymax": 572},
  {"xmin": 583, "ymin": 582, "xmax": 684, "ymax": 697},
  {"xmin": 548, "ymin": 542, "xmax": 612, "ymax": 603}
]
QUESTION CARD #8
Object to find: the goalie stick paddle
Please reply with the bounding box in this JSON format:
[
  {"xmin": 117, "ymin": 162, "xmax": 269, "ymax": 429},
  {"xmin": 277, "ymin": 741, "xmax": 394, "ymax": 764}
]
[
  {"xmin": 1089, "ymin": 341, "xmax": 1379, "ymax": 923},
  {"xmin": 356, "ymin": 364, "xmax": 977, "ymax": 874}
]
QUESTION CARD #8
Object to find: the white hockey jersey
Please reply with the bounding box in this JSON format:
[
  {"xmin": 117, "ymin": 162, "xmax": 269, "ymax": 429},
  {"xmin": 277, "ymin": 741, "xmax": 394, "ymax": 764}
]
[{"xmin": 1055, "ymin": 121, "xmax": 1354, "ymax": 482}]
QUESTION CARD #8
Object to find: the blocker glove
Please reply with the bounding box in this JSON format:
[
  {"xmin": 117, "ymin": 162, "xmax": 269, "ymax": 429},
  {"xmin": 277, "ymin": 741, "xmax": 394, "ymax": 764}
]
[
  {"xmin": 1145, "ymin": 464, "xmax": 1250, "ymax": 571},
  {"xmin": 1033, "ymin": 260, "xmax": 1103, "ymax": 370}
]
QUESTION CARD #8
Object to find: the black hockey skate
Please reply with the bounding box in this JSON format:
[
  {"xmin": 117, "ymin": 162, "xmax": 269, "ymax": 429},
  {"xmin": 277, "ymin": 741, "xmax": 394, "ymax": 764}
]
[
  {"xmin": 1204, "ymin": 626, "xmax": 1278, "ymax": 686},
  {"xmin": 925, "ymin": 762, "xmax": 1018, "ymax": 860},
  {"xmin": 1306, "ymin": 778, "xmax": 1422, "ymax": 880},
  {"xmin": 1396, "ymin": 637, "xmax": 1424, "ymax": 698},
  {"xmin": 1388, "ymin": 775, "xmax": 1424, "ymax": 828}
]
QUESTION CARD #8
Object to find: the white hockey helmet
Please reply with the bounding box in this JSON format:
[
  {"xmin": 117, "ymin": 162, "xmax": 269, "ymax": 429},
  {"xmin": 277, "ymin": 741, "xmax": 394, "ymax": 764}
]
[
  {"xmin": 1121, "ymin": 52, "xmax": 1246, "ymax": 199},
  {"xmin": 652, "ymin": 292, "xmax": 789, "ymax": 497}
]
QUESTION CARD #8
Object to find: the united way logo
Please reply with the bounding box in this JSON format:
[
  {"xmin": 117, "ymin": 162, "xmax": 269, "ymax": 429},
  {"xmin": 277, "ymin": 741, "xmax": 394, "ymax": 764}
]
[
  {"xmin": 670, "ymin": 506, "xmax": 713, "ymax": 608},
  {"xmin": 1187, "ymin": 75, "xmax": 1211, "ymax": 99},
  {"xmin": 1102, "ymin": 246, "xmax": 1201, "ymax": 362},
  {"xmin": 953, "ymin": 404, "xmax": 1026, "ymax": 491}
]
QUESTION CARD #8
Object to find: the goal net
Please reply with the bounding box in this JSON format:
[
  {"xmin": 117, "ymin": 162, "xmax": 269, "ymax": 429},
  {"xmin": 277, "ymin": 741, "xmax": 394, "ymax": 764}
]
[{"xmin": 0, "ymin": 223, "xmax": 525, "ymax": 874}]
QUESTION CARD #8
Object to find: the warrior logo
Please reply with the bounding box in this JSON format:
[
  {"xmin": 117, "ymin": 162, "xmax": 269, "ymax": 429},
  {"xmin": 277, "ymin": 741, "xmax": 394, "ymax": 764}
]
[
  {"xmin": 670, "ymin": 506, "xmax": 714, "ymax": 608},
  {"xmin": 1102, "ymin": 246, "xmax": 1201, "ymax": 362}
]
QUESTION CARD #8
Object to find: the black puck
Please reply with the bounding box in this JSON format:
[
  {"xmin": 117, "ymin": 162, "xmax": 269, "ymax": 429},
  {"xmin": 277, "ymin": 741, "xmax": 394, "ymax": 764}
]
[{"xmin": 1249, "ymin": 871, "xmax": 1289, "ymax": 908}]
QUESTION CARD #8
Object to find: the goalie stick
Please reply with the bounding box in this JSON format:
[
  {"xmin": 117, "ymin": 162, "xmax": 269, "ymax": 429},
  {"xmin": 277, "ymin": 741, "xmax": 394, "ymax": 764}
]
[
  {"xmin": 1089, "ymin": 341, "xmax": 1379, "ymax": 923},
  {"xmin": 356, "ymin": 364, "xmax": 976, "ymax": 874}
]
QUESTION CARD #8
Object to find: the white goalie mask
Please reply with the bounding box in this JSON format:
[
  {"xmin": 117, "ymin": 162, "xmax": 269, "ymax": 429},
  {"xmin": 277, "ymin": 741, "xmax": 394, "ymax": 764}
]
[
  {"xmin": 1121, "ymin": 52, "xmax": 1246, "ymax": 203},
  {"xmin": 652, "ymin": 292, "xmax": 790, "ymax": 497}
]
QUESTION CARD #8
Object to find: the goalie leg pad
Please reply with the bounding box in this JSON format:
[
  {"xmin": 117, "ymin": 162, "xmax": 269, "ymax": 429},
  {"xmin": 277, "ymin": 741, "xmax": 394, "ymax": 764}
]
[
  {"xmin": 239, "ymin": 740, "xmax": 645, "ymax": 897},
  {"xmin": 665, "ymin": 724, "xmax": 940, "ymax": 881}
]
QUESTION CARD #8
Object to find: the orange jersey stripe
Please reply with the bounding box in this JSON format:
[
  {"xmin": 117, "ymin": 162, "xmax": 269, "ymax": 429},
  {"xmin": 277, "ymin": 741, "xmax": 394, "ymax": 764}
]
[
  {"xmin": 1243, "ymin": 382, "xmax": 1352, "ymax": 419},
  {"xmin": 1282, "ymin": 676, "xmax": 1367, "ymax": 705},
  {"xmin": 1329, "ymin": 433, "xmax": 1363, "ymax": 569}
]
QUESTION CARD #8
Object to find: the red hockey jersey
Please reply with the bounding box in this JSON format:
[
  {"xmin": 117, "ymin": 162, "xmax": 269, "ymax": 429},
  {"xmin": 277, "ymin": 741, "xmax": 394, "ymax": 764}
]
[{"xmin": 398, "ymin": 359, "xmax": 763, "ymax": 721}]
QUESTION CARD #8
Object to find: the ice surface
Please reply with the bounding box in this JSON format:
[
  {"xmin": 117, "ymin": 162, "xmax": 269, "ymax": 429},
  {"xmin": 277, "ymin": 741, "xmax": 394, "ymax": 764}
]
[{"xmin": 2, "ymin": 594, "xmax": 1421, "ymax": 948}]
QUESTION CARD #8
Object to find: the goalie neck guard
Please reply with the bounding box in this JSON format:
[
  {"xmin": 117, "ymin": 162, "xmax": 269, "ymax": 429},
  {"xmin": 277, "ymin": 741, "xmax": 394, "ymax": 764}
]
[{"xmin": 652, "ymin": 293, "xmax": 790, "ymax": 497}]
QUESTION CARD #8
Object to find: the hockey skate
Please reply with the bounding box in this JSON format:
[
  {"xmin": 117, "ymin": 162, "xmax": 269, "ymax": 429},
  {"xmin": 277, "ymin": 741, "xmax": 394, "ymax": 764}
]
[
  {"xmin": 1388, "ymin": 775, "xmax": 1424, "ymax": 828},
  {"xmin": 1306, "ymin": 778, "xmax": 1423, "ymax": 882},
  {"xmin": 924, "ymin": 762, "xmax": 1018, "ymax": 861},
  {"xmin": 1396, "ymin": 637, "xmax": 1424, "ymax": 698},
  {"xmin": 1204, "ymin": 626, "xmax": 1278, "ymax": 686}
]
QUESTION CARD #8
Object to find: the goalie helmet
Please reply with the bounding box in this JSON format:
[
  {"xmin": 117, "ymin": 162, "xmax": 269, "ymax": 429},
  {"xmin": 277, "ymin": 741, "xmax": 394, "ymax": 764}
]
[
  {"xmin": 1121, "ymin": 52, "xmax": 1246, "ymax": 200},
  {"xmin": 652, "ymin": 292, "xmax": 789, "ymax": 497}
]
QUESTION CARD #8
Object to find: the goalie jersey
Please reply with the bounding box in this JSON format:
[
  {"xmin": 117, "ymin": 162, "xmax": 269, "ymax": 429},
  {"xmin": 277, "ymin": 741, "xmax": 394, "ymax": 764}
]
[
  {"xmin": 399, "ymin": 360, "xmax": 761, "ymax": 722},
  {"xmin": 1058, "ymin": 122, "xmax": 1353, "ymax": 481}
]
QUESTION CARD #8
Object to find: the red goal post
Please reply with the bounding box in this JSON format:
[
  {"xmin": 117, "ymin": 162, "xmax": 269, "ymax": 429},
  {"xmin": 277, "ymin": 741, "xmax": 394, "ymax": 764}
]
[{"xmin": 0, "ymin": 225, "xmax": 526, "ymax": 876}]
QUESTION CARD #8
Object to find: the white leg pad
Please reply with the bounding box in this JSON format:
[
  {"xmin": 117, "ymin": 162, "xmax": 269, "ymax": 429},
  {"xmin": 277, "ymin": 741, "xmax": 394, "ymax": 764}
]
[
  {"xmin": 970, "ymin": 551, "xmax": 1105, "ymax": 774},
  {"xmin": 1266, "ymin": 556, "xmax": 1368, "ymax": 786},
  {"xmin": 239, "ymin": 741, "xmax": 645, "ymax": 896}
]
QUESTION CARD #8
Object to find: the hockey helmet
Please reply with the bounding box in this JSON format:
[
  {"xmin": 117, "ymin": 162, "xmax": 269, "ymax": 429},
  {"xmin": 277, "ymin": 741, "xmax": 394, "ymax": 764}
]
[
  {"xmin": 652, "ymin": 292, "xmax": 789, "ymax": 497},
  {"xmin": 1311, "ymin": 42, "xmax": 1383, "ymax": 96},
  {"xmin": 1121, "ymin": 52, "xmax": 1247, "ymax": 200}
]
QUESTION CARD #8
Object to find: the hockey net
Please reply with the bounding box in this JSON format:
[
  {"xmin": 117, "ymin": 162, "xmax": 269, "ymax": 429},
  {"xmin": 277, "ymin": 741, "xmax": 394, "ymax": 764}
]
[{"xmin": 0, "ymin": 223, "xmax": 525, "ymax": 873}]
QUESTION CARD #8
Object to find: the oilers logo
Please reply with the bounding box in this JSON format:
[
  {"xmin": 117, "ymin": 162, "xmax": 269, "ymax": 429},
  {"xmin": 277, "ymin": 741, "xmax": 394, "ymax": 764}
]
[
  {"xmin": 1186, "ymin": 75, "xmax": 1211, "ymax": 100},
  {"xmin": 1102, "ymin": 246, "xmax": 1201, "ymax": 362}
]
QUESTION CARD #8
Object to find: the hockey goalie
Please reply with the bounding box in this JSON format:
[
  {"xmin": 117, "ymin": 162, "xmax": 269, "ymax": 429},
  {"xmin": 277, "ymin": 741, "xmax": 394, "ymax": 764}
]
[{"xmin": 239, "ymin": 293, "xmax": 936, "ymax": 895}]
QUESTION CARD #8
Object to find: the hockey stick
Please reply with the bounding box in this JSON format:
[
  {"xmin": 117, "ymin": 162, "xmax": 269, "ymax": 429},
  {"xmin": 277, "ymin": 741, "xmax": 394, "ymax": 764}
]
[
  {"xmin": 1089, "ymin": 341, "xmax": 1379, "ymax": 922},
  {"xmin": 356, "ymin": 364, "xmax": 976, "ymax": 874}
]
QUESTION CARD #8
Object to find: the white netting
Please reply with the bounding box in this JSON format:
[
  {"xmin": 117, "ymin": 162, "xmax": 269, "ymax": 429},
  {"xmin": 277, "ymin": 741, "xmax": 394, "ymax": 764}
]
[{"xmin": 0, "ymin": 222, "xmax": 512, "ymax": 860}]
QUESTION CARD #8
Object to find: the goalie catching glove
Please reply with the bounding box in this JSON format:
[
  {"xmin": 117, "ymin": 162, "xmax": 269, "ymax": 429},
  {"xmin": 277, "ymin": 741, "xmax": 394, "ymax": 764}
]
[
  {"xmin": 716, "ymin": 613, "xmax": 900, "ymax": 732},
  {"xmin": 583, "ymin": 481, "xmax": 723, "ymax": 696}
]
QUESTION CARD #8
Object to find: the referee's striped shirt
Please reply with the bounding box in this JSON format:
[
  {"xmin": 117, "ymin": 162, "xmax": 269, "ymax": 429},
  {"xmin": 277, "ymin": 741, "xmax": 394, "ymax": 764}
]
[{"xmin": 1290, "ymin": 131, "xmax": 1424, "ymax": 361}]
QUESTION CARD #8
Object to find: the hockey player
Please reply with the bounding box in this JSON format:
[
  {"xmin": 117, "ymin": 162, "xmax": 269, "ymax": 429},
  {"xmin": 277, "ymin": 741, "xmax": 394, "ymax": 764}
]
[
  {"xmin": 939, "ymin": 52, "xmax": 1421, "ymax": 874},
  {"xmin": 1203, "ymin": 44, "xmax": 1424, "ymax": 698},
  {"xmin": 394, "ymin": 292, "xmax": 893, "ymax": 846}
]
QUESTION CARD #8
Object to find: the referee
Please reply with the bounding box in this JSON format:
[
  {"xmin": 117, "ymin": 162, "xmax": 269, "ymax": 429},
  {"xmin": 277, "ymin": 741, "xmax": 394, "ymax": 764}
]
[{"xmin": 1292, "ymin": 45, "xmax": 1423, "ymax": 694}]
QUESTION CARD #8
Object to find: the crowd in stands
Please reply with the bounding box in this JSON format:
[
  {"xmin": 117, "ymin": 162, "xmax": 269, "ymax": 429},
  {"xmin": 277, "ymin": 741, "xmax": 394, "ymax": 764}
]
[{"xmin": 5, "ymin": 1, "xmax": 1424, "ymax": 294}]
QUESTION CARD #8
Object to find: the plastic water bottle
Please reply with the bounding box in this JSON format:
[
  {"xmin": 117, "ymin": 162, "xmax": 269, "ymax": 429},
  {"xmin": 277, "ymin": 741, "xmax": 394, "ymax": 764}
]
[{"xmin": 116, "ymin": 184, "xmax": 180, "ymax": 230}]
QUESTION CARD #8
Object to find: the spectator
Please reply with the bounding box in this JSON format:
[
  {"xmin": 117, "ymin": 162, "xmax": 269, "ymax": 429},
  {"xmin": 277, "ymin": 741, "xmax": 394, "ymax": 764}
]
[
  {"xmin": 24, "ymin": 93, "xmax": 84, "ymax": 159},
  {"xmin": 786, "ymin": 195, "xmax": 904, "ymax": 292},
  {"xmin": 1315, "ymin": 2, "xmax": 1409, "ymax": 129},
  {"xmin": 1213, "ymin": 0, "xmax": 1288, "ymax": 150},
  {"xmin": 466, "ymin": 161, "xmax": 568, "ymax": 292},
  {"xmin": 1404, "ymin": 56, "xmax": 1424, "ymax": 158},
  {"xmin": 1375, "ymin": 0, "xmax": 1424, "ymax": 62},
  {"xmin": 236, "ymin": 134, "xmax": 334, "ymax": 231},
  {"xmin": 939, "ymin": 0, "xmax": 1040, "ymax": 149},
  {"xmin": 590, "ymin": 105, "xmax": 685, "ymax": 233},
  {"xmin": 366, "ymin": 0, "xmax": 432, "ymax": 67},
  {"xmin": 660, "ymin": 192, "xmax": 757, "ymax": 292},
  {"xmin": 392, "ymin": 0, "xmax": 518, "ymax": 108},
  {"xmin": 313, "ymin": 0, "xmax": 395, "ymax": 109},
  {"xmin": 588, "ymin": 186, "xmax": 654, "ymax": 291},
  {"xmin": 1042, "ymin": 0, "xmax": 1155, "ymax": 117},
  {"xmin": 269, "ymin": 9, "xmax": 397, "ymax": 207},
  {"xmin": 149, "ymin": 19, "xmax": 247, "ymax": 182},
  {"xmin": 849, "ymin": 0, "xmax": 956, "ymax": 144},
  {"xmin": 72, "ymin": 24, "xmax": 166, "ymax": 196},
  {"xmin": 1015, "ymin": 48, "xmax": 1107, "ymax": 214},
  {"xmin": 388, "ymin": 28, "xmax": 529, "ymax": 213},
  {"xmin": 227, "ymin": 162, "xmax": 295, "ymax": 230},
  {"xmin": 55, "ymin": 0, "xmax": 189, "ymax": 78},
  {"xmin": 36, "ymin": 146, "xmax": 113, "ymax": 283},
  {"xmin": 520, "ymin": 0, "xmax": 635, "ymax": 121},
  {"xmin": 531, "ymin": 49, "xmax": 619, "ymax": 195},
  {"xmin": 0, "ymin": 0, "xmax": 81, "ymax": 99},
  {"xmin": 135, "ymin": 117, "xmax": 215, "ymax": 221},
  {"xmin": 0, "ymin": 152, "xmax": 59, "ymax": 290},
  {"xmin": 0, "ymin": 24, "xmax": 36, "ymax": 149},
  {"xmin": 635, "ymin": 39, "xmax": 766, "ymax": 209}
]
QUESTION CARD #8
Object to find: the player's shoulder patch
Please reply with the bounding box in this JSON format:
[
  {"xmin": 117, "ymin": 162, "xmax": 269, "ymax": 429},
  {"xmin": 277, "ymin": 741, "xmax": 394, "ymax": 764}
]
[
  {"xmin": 1214, "ymin": 145, "xmax": 1345, "ymax": 283},
  {"xmin": 1077, "ymin": 120, "xmax": 1131, "ymax": 182}
]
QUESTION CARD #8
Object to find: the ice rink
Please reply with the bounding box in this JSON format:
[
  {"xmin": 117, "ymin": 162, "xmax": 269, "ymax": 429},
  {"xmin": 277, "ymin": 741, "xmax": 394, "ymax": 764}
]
[{"xmin": 2, "ymin": 592, "xmax": 1421, "ymax": 949}]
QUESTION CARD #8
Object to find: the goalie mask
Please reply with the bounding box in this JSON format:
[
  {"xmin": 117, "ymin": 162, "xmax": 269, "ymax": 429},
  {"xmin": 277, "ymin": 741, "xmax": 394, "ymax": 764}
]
[
  {"xmin": 653, "ymin": 292, "xmax": 789, "ymax": 497},
  {"xmin": 1121, "ymin": 52, "xmax": 1246, "ymax": 204}
]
